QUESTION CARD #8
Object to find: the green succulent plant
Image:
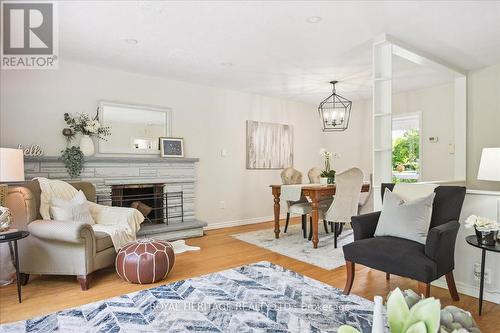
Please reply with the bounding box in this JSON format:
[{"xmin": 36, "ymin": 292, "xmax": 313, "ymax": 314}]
[
  {"xmin": 61, "ymin": 146, "xmax": 84, "ymax": 178},
  {"xmin": 337, "ymin": 288, "xmax": 481, "ymax": 333}
]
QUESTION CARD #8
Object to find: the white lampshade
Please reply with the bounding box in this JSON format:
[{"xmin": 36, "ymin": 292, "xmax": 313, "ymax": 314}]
[
  {"xmin": 477, "ymin": 147, "xmax": 500, "ymax": 181},
  {"xmin": 0, "ymin": 148, "xmax": 25, "ymax": 182}
]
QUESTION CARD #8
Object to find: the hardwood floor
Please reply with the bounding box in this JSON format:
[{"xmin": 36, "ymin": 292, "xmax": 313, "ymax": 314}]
[{"xmin": 1, "ymin": 218, "xmax": 498, "ymax": 332}]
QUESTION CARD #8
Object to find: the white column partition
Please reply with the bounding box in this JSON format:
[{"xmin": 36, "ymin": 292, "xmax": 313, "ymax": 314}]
[
  {"xmin": 372, "ymin": 34, "xmax": 467, "ymax": 209},
  {"xmin": 373, "ymin": 35, "xmax": 393, "ymax": 209}
]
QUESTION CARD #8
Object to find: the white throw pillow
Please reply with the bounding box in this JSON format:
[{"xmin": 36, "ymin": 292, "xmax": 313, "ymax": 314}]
[
  {"xmin": 50, "ymin": 190, "xmax": 95, "ymax": 225},
  {"xmin": 374, "ymin": 188, "xmax": 435, "ymax": 244}
]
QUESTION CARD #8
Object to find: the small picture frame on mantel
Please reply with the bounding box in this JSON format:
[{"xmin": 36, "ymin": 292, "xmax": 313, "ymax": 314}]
[{"xmin": 159, "ymin": 137, "xmax": 184, "ymax": 158}]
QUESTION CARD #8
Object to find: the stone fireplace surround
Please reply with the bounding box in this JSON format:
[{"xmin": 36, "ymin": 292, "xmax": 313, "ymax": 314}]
[{"xmin": 24, "ymin": 156, "xmax": 206, "ymax": 240}]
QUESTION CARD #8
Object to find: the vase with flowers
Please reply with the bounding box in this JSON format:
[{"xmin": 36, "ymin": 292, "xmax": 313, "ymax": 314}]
[
  {"xmin": 465, "ymin": 215, "xmax": 499, "ymax": 246},
  {"xmin": 319, "ymin": 148, "xmax": 337, "ymax": 184},
  {"xmin": 63, "ymin": 109, "xmax": 111, "ymax": 156}
]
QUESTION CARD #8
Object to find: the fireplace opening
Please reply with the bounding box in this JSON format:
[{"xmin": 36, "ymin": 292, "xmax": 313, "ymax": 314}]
[{"xmin": 111, "ymin": 183, "xmax": 184, "ymax": 224}]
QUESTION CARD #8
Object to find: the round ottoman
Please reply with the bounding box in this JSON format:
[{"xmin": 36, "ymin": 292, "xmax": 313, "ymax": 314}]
[{"xmin": 115, "ymin": 238, "xmax": 175, "ymax": 284}]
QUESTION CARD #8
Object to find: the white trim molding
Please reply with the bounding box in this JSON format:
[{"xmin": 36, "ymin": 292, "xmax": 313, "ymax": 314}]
[
  {"xmin": 204, "ymin": 214, "xmax": 286, "ymax": 231},
  {"xmin": 432, "ymin": 278, "xmax": 500, "ymax": 304}
]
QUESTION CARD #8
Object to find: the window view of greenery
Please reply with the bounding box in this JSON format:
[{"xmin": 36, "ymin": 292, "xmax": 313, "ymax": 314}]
[{"xmin": 392, "ymin": 128, "xmax": 420, "ymax": 183}]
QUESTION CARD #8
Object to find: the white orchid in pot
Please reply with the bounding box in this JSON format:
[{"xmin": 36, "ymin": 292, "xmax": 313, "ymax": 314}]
[
  {"xmin": 465, "ymin": 215, "xmax": 499, "ymax": 246},
  {"xmin": 319, "ymin": 148, "xmax": 338, "ymax": 184}
]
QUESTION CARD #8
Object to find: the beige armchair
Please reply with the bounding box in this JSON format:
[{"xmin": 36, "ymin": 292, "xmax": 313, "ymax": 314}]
[{"xmin": 6, "ymin": 180, "xmax": 116, "ymax": 290}]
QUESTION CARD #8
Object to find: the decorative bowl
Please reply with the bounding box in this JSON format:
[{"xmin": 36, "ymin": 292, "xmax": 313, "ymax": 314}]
[{"xmin": 475, "ymin": 227, "xmax": 499, "ymax": 246}]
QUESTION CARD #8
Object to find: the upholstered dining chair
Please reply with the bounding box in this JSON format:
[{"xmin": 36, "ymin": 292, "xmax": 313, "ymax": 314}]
[
  {"xmin": 308, "ymin": 167, "xmax": 322, "ymax": 183},
  {"xmin": 281, "ymin": 167, "xmax": 309, "ymax": 237},
  {"xmin": 358, "ymin": 173, "xmax": 373, "ymax": 214},
  {"xmin": 342, "ymin": 183, "xmax": 466, "ymax": 300},
  {"xmin": 314, "ymin": 168, "xmax": 364, "ymax": 248}
]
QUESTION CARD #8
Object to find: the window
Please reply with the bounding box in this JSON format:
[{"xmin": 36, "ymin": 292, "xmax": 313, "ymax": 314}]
[{"xmin": 392, "ymin": 114, "xmax": 421, "ymax": 183}]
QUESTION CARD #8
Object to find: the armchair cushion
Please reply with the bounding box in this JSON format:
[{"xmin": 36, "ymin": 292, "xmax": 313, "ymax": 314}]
[
  {"xmin": 94, "ymin": 231, "xmax": 114, "ymax": 252},
  {"xmin": 28, "ymin": 219, "xmax": 94, "ymax": 244},
  {"xmin": 343, "ymin": 236, "xmax": 438, "ymax": 283}
]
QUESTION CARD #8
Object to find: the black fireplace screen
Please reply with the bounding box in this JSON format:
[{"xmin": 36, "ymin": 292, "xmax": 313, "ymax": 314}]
[{"xmin": 109, "ymin": 184, "xmax": 183, "ymax": 224}]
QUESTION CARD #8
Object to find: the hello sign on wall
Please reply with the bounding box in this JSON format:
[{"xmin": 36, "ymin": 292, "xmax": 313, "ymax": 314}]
[{"xmin": 17, "ymin": 144, "xmax": 44, "ymax": 157}]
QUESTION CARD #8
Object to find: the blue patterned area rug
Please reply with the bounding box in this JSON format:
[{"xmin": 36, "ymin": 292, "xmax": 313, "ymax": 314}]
[{"xmin": 0, "ymin": 262, "xmax": 374, "ymax": 333}]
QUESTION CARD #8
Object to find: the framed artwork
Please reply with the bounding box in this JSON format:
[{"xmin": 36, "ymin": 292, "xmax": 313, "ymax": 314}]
[
  {"xmin": 246, "ymin": 120, "xmax": 293, "ymax": 169},
  {"xmin": 159, "ymin": 137, "xmax": 184, "ymax": 158}
]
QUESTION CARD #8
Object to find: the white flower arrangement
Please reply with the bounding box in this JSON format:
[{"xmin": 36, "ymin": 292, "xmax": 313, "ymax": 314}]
[
  {"xmin": 84, "ymin": 119, "xmax": 101, "ymax": 134},
  {"xmin": 319, "ymin": 148, "xmax": 332, "ymax": 158},
  {"xmin": 464, "ymin": 215, "xmax": 499, "ymax": 231},
  {"xmin": 63, "ymin": 110, "xmax": 111, "ymax": 140}
]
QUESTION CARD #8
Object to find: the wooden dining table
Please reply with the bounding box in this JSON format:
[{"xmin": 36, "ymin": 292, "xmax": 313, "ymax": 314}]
[{"xmin": 270, "ymin": 183, "xmax": 370, "ymax": 248}]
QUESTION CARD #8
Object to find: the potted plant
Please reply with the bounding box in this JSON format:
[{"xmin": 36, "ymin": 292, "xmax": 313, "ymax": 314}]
[
  {"xmin": 465, "ymin": 215, "xmax": 499, "ymax": 246},
  {"xmin": 63, "ymin": 109, "xmax": 111, "ymax": 156},
  {"xmin": 319, "ymin": 148, "xmax": 337, "ymax": 184},
  {"xmin": 60, "ymin": 146, "xmax": 84, "ymax": 178},
  {"xmin": 338, "ymin": 288, "xmax": 481, "ymax": 333}
]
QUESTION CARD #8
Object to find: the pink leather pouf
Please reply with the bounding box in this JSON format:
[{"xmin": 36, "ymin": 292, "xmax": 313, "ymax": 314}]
[{"xmin": 115, "ymin": 238, "xmax": 175, "ymax": 284}]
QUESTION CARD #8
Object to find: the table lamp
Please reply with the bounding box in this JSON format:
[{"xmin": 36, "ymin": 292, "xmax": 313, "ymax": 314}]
[
  {"xmin": 477, "ymin": 147, "xmax": 500, "ymax": 223},
  {"xmin": 0, "ymin": 148, "xmax": 25, "ymax": 206}
]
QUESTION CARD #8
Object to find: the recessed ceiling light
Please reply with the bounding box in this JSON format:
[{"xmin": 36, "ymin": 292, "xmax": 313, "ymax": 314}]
[
  {"xmin": 124, "ymin": 38, "xmax": 138, "ymax": 45},
  {"xmin": 220, "ymin": 62, "xmax": 233, "ymax": 67},
  {"xmin": 306, "ymin": 16, "xmax": 322, "ymax": 23}
]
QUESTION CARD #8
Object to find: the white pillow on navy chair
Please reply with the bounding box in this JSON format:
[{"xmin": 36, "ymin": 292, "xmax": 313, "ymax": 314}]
[{"xmin": 374, "ymin": 188, "xmax": 436, "ymax": 244}]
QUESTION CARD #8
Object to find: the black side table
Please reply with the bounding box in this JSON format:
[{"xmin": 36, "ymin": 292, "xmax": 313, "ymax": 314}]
[
  {"xmin": 0, "ymin": 230, "xmax": 29, "ymax": 303},
  {"xmin": 465, "ymin": 235, "xmax": 500, "ymax": 315}
]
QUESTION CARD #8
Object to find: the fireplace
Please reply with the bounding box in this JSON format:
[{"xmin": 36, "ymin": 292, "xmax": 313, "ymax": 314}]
[
  {"xmin": 111, "ymin": 183, "xmax": 184, "ymax": 224},
  {"xmin": 24, "ymin": 156, "xmax": 204, "ymax": 239}
]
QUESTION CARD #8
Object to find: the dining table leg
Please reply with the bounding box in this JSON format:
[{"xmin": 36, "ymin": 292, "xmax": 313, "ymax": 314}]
[
  {"xmin": 310, "ymin": 192, "xmax": 320, "ymax": 248},
  {"xmin": 272, "ymin": 187, "xmax": 281, "ymax": 239}
]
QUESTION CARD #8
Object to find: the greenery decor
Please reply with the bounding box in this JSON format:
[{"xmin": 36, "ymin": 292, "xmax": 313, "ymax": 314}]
[
  {"xmin": 320, "ymin": 169, "xmax": 336, "ymax": 179},
  {"xmin": 392, "ymin": 129, "xmax": 420, "ymax": 171},
  {"xmin": 338, "ymin": 288, "xmax": 481, "ymax": 333},
  {"xmin": 61, "ymin": 146, "xmax": 84, "ymax": 178},
  {"xmin": 63, "ymin": 108, "xmax": 111, "ymax": 141}
]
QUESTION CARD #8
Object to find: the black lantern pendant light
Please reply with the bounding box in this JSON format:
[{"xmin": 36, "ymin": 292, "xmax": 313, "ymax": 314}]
[{"xmin": 318, "ymin": 81, "xmax": 352, "ymax": 131}]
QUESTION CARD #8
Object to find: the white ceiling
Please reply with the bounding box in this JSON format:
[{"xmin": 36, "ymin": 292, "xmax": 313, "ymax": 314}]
[{"xmin": 59, "ymin": 1, "xmax": 500, "ymax": 104}]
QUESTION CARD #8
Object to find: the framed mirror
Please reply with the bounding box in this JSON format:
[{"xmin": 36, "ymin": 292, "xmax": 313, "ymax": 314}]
[{"xmin": 98, "ymin": 101, "xmax": 172, "ymax": 155}]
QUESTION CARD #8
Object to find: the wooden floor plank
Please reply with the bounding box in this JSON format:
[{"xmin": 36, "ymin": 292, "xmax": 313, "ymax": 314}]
[{"xmin": 0, "ymin": 218, "xmax": 498, "ymax": 332}]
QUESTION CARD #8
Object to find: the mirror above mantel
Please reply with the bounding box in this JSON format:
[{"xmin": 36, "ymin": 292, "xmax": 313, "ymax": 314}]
[{"xmin": 98, "ymin": 101, "xmax": 172, "ymax": 155}]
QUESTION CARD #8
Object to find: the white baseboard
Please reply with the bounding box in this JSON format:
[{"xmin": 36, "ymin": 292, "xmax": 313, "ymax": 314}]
[
  {"xmin": 432, "ymin": 278, "xmax": 500, "ymax": 304},
  {"xmin": 204, "ymin": 214, "xmax": 286, "ymax": 231}
]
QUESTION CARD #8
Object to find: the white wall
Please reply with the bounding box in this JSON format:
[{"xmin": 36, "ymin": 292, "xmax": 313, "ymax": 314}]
[
  {"xmin": 392, "ymin": 83, "xmax": 455, "ymax": 181},
  {"xmin": 467, "ymin": 63, "xmax": 500, "ymax": 191},
  {"xmin": 0, "ymin": 60, "xmax": 324, "ymax": 227},
  {"xmin": 320, "ymin": 98, "xmax": 373, "ymax": 178},
  {"xmin": 331, "ymin": 82, "xmax": 457, "ymax": 184},
  {"xmin": 433, "ymin": 190, "xmax": 500, "ymax": 303}
]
